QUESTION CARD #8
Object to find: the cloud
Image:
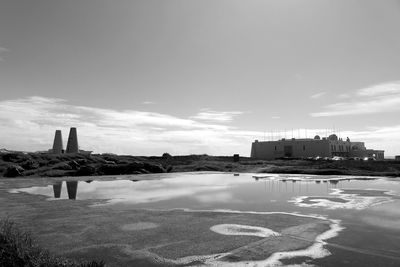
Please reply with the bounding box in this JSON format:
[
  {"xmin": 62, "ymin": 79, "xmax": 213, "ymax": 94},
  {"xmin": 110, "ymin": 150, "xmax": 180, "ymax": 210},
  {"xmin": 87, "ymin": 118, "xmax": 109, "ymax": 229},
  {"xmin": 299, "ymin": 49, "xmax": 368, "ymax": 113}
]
[
  {"xmin": 190, "ymin": 109, "xmax": 243, "ymax": 122},
  {"xmin": 271, "ymin": 116, "xmax": 280, "ymax": 119},
  {"xmin": 311, "ymin": 82, "xmax": 400, "ymax": 117},
  {"xmin": 142, "ymin": 101, "xmax": 155, "ymax": 105},
  {"xmin": 0, "ymin": 96, "xmax": 253, "ymax": 155},
  {"xmin": 310, "ymin": 92, "xmax": 326, "ymax": 99},
  {"xmin": 357, "ymin": 82, "xmax": 400, "ymax": 97},
  {"xmin": 0, "ymin": 96, "xmax": 399, "ymax": 156}
]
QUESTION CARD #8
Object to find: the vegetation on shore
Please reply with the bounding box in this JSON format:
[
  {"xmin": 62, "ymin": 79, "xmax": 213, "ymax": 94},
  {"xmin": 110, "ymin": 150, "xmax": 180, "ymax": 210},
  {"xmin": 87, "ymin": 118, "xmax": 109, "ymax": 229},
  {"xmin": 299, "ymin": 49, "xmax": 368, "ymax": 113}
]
[
  {"xmin": 1, "ymin": 152, "xmax": 400, "ymax": 178},
  {"xmin": 0, "ymin": 218, "xmax": 104, "ymax": 267}
]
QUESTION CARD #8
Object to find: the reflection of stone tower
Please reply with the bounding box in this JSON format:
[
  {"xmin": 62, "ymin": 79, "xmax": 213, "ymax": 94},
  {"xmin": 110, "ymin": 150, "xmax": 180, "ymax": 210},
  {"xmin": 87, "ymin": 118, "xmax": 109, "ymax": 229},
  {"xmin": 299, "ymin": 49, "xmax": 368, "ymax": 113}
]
[
  {"xmin": 66, "ymin": 127, "xmax": 79, "ymax": 153},
  {"xmin": 66, "ymin": 181, "xmax": 78, "ymax": 200},
  {"xmin": 53, "ymin": 182, "xmax": 62, "ymax": 198},
  {"xmin": 52, "ymin": 130, "xmax": 63, "ymax": 154}
]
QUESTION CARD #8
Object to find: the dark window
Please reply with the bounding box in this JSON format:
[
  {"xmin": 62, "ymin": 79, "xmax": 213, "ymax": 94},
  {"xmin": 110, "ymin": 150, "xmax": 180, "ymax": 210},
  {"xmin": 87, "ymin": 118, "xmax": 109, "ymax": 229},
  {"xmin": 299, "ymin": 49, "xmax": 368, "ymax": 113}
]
[
  {"xmin": 303, "ymin": 145, "xmax": 305, "ymax": 151},
  {"xmin": 274, "ymin": 146, "xmax": 277, "ymax": 151}
]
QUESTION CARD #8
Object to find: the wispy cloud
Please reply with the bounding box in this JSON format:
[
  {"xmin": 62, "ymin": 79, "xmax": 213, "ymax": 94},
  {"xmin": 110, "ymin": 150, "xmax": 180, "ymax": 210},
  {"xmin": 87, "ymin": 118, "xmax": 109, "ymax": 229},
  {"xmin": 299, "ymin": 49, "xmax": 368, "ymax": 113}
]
[
  {"xmin": 311, "ymin": 82, "xmax": 400, "ymax": 117},
  {"xmin": 357, "ymin": 82, "xmax": 400, "ymax": 97},
  {"xmin": 190, "ymin": 109, "xmax": 243, "ymax": 122},
  {"xmin": 310, "ymin": 92, "xmax": 326, "ymax": 99},
  {"xmin": 271, "ymin": 116, "xmax": 280, "ymax": 119},
  {"xmin": 0, "ymin": 96, "xmax": 399, "ymax": 156},
  {"xmin": 0, "ymin": 97, "xmax": 252, "ymax": 155},
  {"xmin": 142, "ymin": 101, "xmax": 155, "ymax": 105}
]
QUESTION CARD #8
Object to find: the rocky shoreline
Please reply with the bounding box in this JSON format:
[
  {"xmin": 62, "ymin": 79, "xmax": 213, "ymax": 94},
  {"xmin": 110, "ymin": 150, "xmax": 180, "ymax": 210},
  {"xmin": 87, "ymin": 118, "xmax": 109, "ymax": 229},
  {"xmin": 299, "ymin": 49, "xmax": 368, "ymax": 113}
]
[{"xmin": 1, "ymin": 152, "xmax": 400, "ymax": 178}]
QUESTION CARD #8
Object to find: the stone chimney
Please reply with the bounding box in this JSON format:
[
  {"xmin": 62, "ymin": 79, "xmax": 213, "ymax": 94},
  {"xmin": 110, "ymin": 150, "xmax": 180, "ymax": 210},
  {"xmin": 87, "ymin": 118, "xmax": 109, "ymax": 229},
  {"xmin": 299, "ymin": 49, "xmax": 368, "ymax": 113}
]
[
  {"xmin": 52, "ymin": 130, "xmax": 63, "ymax": 154},
  {"xmin": 66, "ymin": 127, "xmax": 79, "ymax": 153}
]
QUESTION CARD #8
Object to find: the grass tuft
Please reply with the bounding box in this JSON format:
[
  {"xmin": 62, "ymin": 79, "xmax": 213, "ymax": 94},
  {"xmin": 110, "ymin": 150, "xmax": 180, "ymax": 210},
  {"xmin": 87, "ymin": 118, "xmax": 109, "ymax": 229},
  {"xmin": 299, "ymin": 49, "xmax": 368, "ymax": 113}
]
[{"xmin": 0, "ymin": 218, "xmax": 105, "ymax": 267}]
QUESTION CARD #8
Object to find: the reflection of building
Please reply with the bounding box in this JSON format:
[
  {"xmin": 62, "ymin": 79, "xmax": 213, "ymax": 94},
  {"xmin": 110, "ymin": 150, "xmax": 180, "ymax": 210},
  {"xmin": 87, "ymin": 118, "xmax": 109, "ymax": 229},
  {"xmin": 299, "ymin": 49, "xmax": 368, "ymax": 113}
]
[
  {"xmin": 66, "ymin": 181, "xmax": 78, "ymax": 199},
  {"xmin": 52, "ymin": 181, "xmax": 78, "ymax": 200},
  {"xmin": 251, "ymin": 134, "xmax": 384, "ymax": 160},
  {"xmin": 53, "ymin": 182, "xmax": 62, "ymax": 198}
]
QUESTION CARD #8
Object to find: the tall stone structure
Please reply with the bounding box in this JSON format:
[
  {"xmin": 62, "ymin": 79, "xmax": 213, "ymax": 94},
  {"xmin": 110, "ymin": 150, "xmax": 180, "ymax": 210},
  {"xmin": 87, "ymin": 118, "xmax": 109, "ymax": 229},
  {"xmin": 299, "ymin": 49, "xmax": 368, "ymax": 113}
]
[
  {"xmin": 52, "ymin": 130, "xmax": 63, "ymax": 154},
  {"xmin": 66, "ymin": 127, "xmax": 79, "ymax": 153}
]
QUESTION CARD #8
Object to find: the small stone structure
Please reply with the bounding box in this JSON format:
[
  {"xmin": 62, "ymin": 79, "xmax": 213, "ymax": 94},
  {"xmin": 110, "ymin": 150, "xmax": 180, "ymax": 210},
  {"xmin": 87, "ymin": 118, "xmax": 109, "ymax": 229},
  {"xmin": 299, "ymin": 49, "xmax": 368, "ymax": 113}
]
[
  {"xmin": 66, "ymin": 127, "xmax": 79, "ymax": 153},
  {"xmin": 52, "ymin": 130, "xmax": 63, "ymax": 154}
]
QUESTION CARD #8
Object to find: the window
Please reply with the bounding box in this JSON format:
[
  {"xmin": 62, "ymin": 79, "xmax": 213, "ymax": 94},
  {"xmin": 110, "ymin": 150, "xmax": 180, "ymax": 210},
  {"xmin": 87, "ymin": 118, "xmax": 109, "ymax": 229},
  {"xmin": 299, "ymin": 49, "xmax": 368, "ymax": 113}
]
[
  {"xmin": 274, "ymin": 146, "xmax": 277, "ymax": 151},
  {"xmin": 303, "ymin": 145, "xmax": 305, "ymax": 151}
]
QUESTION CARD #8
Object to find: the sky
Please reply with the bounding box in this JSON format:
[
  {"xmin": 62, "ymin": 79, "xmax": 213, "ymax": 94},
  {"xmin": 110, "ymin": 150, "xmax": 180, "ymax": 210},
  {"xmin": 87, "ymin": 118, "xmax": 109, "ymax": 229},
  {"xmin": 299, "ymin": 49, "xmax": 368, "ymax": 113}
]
[{"xmin": 1, "ymin": 0, "xmax": 400, "ymax": 156}]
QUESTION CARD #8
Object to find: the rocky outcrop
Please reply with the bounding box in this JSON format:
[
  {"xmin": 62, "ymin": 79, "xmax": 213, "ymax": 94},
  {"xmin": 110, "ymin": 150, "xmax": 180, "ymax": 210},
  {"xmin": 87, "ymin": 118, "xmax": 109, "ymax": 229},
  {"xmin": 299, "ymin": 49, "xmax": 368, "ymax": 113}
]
[
  {"xmin": 98, "ymin": 162, "xmax": 165, "ymax": 175},
  {"xmin": 3, "ymin": 165, "xmax": 25, "ymax": 177}
]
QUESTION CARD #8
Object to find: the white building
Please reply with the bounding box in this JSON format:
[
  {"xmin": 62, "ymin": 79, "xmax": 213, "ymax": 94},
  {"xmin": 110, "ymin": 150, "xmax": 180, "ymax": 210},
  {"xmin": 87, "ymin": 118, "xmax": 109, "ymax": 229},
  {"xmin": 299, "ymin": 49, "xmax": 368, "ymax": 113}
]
[{"xmin": 251, "ymin": 134, "xmax": 384, "ymax": 160}]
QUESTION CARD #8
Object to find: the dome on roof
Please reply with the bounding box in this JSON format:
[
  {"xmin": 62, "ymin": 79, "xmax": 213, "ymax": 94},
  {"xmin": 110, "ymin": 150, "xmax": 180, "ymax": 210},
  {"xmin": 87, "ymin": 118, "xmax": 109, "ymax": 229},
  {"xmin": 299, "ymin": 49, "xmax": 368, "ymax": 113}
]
[
  {"xmin": 314, "ymin": 135, "xmax": 321, "ymax": 140},
  {"xmin": 328, "ymin": 134, "xmax": 338, "ymax": 141}
]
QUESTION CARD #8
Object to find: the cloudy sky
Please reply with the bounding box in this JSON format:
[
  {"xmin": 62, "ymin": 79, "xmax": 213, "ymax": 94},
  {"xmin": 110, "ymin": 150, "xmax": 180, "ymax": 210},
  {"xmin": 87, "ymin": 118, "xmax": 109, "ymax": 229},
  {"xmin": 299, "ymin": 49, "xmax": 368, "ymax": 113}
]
[{"xmin": 1, "ymin": 0, "xmax": 400, "ymax": 156}]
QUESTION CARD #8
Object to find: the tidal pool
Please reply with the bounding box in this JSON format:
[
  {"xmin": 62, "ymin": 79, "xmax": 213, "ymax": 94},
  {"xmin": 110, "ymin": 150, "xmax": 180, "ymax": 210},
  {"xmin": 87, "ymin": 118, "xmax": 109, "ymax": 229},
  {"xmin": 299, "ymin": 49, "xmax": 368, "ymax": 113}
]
[{"xmin": 1, "ymin": 172, "xmax": 400, "ymax": 266}]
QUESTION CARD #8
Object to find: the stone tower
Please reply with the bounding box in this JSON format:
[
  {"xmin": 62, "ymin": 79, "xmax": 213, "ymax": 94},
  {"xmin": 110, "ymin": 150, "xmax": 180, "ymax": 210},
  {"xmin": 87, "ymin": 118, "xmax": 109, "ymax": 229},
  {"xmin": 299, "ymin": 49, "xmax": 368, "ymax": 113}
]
[
  {"xmin": 66, "ymin": 127, "xmax": 79, "ymax": 153},
  {"xmin": 52, "ymin": 130, "xmax": 63, "ymax": 154}
]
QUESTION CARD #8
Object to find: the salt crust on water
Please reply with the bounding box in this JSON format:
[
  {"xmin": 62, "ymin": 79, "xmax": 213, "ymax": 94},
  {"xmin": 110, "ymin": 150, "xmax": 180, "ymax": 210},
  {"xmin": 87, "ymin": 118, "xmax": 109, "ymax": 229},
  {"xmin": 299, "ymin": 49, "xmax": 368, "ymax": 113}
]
[
  {"xmin": 210, "ymin": 224, "xmax": 281, "ymax": 238},
  {"xmin": 291, "ymin": 188, "xmax": 396, "ymax": 210},
  {"xmin": 164, "ymin": 209, "xmax": 344, "ymax": 267}
]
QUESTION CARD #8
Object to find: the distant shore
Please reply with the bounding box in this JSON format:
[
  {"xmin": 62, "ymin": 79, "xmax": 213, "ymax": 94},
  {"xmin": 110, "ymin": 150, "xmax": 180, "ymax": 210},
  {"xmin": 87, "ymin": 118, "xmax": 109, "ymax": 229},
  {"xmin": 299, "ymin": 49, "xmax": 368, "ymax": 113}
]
[{"xmin": 1, "ymin": 152, "xmax": 400, "ymax": 178}]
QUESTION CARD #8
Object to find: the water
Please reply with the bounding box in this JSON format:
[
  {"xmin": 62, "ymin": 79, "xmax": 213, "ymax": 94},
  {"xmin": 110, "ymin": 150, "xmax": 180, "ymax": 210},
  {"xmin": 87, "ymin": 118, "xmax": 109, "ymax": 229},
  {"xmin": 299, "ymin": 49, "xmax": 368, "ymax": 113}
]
[{"xmin": 4, "ymin": 172, "xmax": 400, "ymax": 266}]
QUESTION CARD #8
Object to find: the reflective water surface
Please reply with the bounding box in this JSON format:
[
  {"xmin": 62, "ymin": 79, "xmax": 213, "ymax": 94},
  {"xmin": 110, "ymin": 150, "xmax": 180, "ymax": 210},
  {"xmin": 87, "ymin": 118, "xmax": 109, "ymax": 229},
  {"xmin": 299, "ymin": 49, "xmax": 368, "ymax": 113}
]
[{"xmin": 7, "ymin": 173, "xmax": 400, "ymax": 266}]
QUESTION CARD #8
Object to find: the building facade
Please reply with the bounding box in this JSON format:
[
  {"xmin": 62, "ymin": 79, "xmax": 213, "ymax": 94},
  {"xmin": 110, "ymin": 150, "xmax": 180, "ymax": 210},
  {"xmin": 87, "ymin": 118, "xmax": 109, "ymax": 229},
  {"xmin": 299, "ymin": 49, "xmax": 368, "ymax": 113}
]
[{"xmin": 251, "ymin": 134, "xmax": 384, "ymax": 160}]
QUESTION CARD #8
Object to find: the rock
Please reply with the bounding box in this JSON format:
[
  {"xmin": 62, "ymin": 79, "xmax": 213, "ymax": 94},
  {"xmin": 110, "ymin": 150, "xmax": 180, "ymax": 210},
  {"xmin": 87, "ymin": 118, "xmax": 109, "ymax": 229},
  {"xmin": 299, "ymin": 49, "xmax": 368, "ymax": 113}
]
[
  {"xmin": 1, "ymin": 153, "xmax": 29, "ymax": 163},
  {"xmin": 162, "ymin": 153, "xmax": 172, "ymax": 159},
  {"xmin": 41, "ymin": 169, "xmax": 71, "ymax": 177},
  {"xmin": 68, "ymin": 160, "xmax": 80, "ymax": 170},
  {"xmin": 139, "ymin": 169, "xmax": 151, "ymax": 174},
  {"xmin": 3, "ymin": 165, "xmax": 25, "ymax": 177},
  {"xmin": 52, "ymin": 162, "xmax": 73, "ymax": 170},
  {"xmin": 20, "ymin": 160, "xmax": 40, "ymax": 170},
  {"xmin": 98, "ymin": 161, "xmax": 165, "ymax": 175},
  {"xmin": 75, "ymin": 165, "xmax": 96, "ymax": 176},
  {"xmin": 143, "ymin": 162, "xmax": 165, "ymax": 173},
  {"xmin": 76, "ymin": 159, "xmax": 87, "ymax": 165}
]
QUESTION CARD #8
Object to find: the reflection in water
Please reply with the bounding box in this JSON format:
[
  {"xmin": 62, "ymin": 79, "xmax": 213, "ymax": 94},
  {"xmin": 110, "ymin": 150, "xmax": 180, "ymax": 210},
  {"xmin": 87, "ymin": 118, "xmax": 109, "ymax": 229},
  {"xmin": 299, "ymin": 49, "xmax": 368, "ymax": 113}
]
[
  {"xmin": 52, "ymin": 181, "xmax": 79, "ymax": 200},
  {"xmin": 66, "ymin": 181, "xmax": 78, "ymax": 200},
  {"xmin": 53, "ymin": 182, "xmax": 62, "ymax": 198},
  {"xmin": 11, "ymin": 174, "xmax": 400, "ymax": 210}
]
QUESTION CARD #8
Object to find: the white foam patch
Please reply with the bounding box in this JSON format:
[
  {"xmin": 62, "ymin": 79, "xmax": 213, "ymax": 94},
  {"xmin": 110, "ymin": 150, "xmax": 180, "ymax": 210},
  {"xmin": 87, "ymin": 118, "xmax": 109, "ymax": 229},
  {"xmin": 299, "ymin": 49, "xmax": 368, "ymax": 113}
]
[
  {"xmin": 253, "ymin": 174, "xmax": 378, "ymax": 182},
  {"xmin": 146, "ymin": 209, "xmax": 344, "ymax": 267},
  {"xmin": 290, "ymin": 189, "xmax": 395, "ymax": 210},
  {"xmin": 210, "ymin": 224, "xmax": 281, "ymax": 238},
  {"xmin": 203, "ymin": 219, "xmax": 343, "ymax": 267}
]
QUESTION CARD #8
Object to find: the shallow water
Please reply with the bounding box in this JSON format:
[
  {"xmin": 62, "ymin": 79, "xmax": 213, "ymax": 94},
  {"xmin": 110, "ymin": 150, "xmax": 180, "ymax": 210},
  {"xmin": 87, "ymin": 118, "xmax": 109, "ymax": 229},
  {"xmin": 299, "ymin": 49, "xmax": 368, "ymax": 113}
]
[{"xmin": 4, "ymin": 172, "xmax": 400, "ymax": 266}]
